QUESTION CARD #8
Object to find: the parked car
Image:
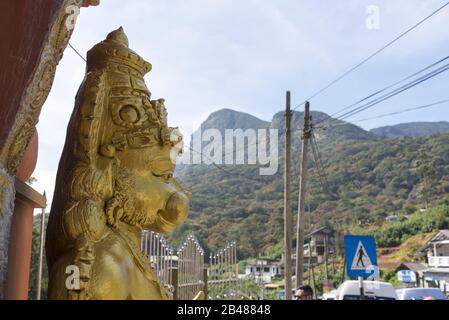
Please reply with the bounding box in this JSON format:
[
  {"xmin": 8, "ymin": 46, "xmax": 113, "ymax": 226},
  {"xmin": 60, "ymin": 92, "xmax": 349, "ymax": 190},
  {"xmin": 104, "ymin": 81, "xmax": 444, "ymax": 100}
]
[
  {"xmin": 396, "ymin": 288, "xmax": 448, "ymax": 300},
  {"xmin": 334, "ymin": 280, "xmax": 397, "ymax": 300}
]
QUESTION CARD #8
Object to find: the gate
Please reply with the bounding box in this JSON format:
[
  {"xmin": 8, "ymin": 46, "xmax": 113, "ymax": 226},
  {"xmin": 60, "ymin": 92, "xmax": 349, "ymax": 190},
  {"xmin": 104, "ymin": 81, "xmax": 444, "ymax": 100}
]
[
  {"xmin": 141, "ymin": 231, "xmax": 175, "ymax": 293},
  {"xmin": 208, "ymin": 242, "xmax": 242, "ymax": 299},
  {"xmin": 141, "ymin": 231, "xmax": 206, "ymax": 299},
  {"xmin": 141, "ymin": 233, "xmax": 259, "ymax": 300},
  {"xmin": 176, "ymin": 234, "xmax": 205, "ymax": 299}
]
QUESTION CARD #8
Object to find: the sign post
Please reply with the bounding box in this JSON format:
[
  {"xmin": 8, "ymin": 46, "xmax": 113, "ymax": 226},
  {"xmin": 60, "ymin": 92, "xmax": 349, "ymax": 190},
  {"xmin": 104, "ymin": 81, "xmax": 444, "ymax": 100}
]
[
  {"xmin": 358, "ymin": 276, "xmax": 364, "ymax": 300},
  {"xmin": 344, "ymin": 235, "xmax": 378, "ymax": 299}
]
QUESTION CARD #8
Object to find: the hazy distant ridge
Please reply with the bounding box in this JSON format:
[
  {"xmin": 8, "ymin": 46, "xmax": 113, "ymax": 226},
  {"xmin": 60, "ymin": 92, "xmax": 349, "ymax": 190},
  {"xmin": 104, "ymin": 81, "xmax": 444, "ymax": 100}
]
[{"xmin": 370, "ymin": 121, "xmax": 449, "ymax": 138}]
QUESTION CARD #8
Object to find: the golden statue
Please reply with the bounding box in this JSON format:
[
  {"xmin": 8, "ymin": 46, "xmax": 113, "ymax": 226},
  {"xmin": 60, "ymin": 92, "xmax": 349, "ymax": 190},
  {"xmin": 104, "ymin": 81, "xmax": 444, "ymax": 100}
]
[{"xmin": 46, "ymin": 27, "xmax": 190, "ymax": 300}]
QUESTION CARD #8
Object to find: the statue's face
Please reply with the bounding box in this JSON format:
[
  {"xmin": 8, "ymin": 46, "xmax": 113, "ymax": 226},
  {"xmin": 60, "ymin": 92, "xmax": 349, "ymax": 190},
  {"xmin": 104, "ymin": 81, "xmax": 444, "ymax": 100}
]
[
  {"xmin": 109, "ymin": 91, "xmax": 188, "ymax": 232},
  {"xmin": 115, "ymin": 147, "xmax": 189, "ymax": 232},
  {"xmin": 127, "ymin": 167, "xmax": 189, "ymax": 232}
]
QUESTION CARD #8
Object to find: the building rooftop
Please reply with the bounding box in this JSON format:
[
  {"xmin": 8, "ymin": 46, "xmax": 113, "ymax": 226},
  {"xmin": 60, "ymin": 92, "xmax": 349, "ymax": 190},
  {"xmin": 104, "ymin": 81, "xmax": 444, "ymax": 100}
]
[
  {"xmin": 306, "ymin": 226, "xmax": 335, "ymax": 237},
  {"xmin": 416, "ymin": 230, "xmax": 449, "ymax": 254},
  {"xmin": 395, "ymin": 262, "xmax": 427, "ymax": 273}
]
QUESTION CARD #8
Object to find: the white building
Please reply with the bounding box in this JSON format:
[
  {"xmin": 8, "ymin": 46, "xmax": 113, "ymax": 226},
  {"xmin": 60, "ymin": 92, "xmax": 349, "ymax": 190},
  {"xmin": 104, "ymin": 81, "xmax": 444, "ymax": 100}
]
[
  {"xmin": 245, "ymin": 259, "xmax": 282, "ymax": 283},
  {"xmin": 416, "ymin": 230, "xmax": 449, "ymax": 293}
]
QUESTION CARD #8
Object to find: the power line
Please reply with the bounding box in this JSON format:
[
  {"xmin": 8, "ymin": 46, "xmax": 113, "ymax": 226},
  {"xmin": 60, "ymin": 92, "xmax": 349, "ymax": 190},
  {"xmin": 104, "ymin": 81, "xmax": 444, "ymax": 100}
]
[
  {"xmin": 310, "ymin": 142, "xmax": 327, "ymax": 193},
  {"xmin": 293, "ymin": 1, "xmax": 449, "ymax": 110},
  {"xmin": 220, "ymin": 128, "xmax": 296, "ymax": 161},
  {"xmin": 337, "ymin": 62, "xmax": 449, "ymax": 122},
  {"xmin": 310, "ymin": 132, "xmax": 337, "ymax": 200},
  {"xmin": 187, "ymin": 146, "xmax": 267, "ymax": 183},
  {"xmin": 311, "ymin": 132, "xmax": 327, "ymax": 175},
  {"xmin": 314, "ymin": 54, "xmax": 449, "ymax": 126},
  {"xmin": 329, "ymin": 55, "xmax": 449, "ymax": 120},
  {"xmin": 313, "ymin": 98, "xmax": 449, "ymax": 130},
  {"xmin": 68, "ymin": 43, "xmax": 87, "ymax": 62},
  {"xmin": 314, "ymin": 60, "xmax": 449, "ymax": 129},
  {"xmin": 350, "ymin": 98, "xmax": 449, "ymax": 123}
]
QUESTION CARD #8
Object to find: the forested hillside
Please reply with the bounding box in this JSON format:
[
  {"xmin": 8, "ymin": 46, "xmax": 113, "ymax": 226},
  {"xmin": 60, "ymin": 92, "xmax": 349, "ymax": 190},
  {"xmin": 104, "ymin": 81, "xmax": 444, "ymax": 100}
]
[{"xmin": 173, "ymin": 109, "xmax": 449, "ymax": 259}]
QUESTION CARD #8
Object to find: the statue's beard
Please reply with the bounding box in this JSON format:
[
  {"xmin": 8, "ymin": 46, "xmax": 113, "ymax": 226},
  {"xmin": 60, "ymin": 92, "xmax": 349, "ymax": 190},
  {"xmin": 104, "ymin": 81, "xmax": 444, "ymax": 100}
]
[
  {"xmin": 106, "ymin": 167, "xmax": 159, "ymax": 229},
  {"xmin": 119, "ymin": 201, "xmax": 157, "ymax": 227},
  {"xmin": 108, "ymin": 165, "xmax": 188, "ymax": 231}
]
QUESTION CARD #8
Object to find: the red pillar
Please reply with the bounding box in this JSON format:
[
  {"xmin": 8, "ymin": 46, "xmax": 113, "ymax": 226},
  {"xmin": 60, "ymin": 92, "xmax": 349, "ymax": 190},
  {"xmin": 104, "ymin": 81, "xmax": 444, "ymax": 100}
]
[
  {"xmin": 4, "ymin": 130, "xmax": 41, "ymax": 300},
  {"xmin": 4, "ymin": 196, "xmax": 36, "ymax": 299}
]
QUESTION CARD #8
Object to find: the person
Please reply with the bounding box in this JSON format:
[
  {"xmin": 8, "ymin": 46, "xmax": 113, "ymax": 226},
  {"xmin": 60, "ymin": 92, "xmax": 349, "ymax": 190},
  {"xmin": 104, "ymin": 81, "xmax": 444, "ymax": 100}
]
[
  {"xmin": 295, "ymin": 285, "xmax": 314, "ymax": 300},
  {"xmin": 356, "ymin": 246, "xmax": 367, "ymax": 268}
]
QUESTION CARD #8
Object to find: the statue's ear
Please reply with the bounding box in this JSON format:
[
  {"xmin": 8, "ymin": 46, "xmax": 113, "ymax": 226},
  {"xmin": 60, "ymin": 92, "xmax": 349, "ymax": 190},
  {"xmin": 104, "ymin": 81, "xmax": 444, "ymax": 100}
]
[
  {"xmin": 73, "ymin": 70, "xmax": 108, "ymax": 164},
  {"xmin": 62, "ymin": 198, "xmax": 107, "ymax": 242}
]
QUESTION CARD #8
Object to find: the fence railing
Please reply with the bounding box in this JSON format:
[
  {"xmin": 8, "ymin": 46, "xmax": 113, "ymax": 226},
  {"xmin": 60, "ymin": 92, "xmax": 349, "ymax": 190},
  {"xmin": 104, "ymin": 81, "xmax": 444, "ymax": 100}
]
[
  {"xmin": 141, "ymin": 233, "xmax": 257, "ymax": 300},
  {"xmin": 176, "ymin": 234, "xmax": 205, "ymax": 300},
  {"xmin": 428, "ymin": 255, "xmax": 449, "ymax": 267},
  {"xmin": 141, "ymin": 231, "xmax": 176, "ymax": 293},
  {"xmin": 208, "ymin": 242, "xmax": 247, "ymax": 300},
  {"xmin": 141, "ymin": 231, "xmax": 206, "ymax": 299}
]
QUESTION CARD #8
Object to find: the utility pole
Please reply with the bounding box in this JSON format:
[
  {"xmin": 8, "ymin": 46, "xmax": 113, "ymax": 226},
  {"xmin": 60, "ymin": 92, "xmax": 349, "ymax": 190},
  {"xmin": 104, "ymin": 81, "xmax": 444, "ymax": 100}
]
[
  {"xmin": 309, "ymin": 245, "xmax": 317, "ymax": 299},
  {"xmin": 283, "ymin": 91, "xmax": 293, "ymax": 300},
  {"xmin": 36, "ymin": 192, "xmax": 47, "ymax": 300},
  {"xmin": 308, "ymin": 243, "xmax": 313, "ymax": 285},
  {"xmin": 295, "ymin": 101, "xmax": 311, "ymax": 288},
  {"xmin": 324, "ymin": 234, "xmax": 329, "ymax": 281}
]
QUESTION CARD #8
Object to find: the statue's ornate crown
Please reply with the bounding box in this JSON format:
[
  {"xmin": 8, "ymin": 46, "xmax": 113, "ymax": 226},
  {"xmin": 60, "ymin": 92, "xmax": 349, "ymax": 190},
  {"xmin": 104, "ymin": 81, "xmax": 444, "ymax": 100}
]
[{"xmin": 86, "ymin": 27, "xmax": 152, "ymax": 76}]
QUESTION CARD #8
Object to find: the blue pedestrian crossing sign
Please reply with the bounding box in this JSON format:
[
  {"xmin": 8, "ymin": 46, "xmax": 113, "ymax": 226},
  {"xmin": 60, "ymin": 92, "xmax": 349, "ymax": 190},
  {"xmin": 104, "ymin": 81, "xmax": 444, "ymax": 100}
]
[{"xmin": 344, "ymin": 235, "xmax": 378, "ymax": 278}]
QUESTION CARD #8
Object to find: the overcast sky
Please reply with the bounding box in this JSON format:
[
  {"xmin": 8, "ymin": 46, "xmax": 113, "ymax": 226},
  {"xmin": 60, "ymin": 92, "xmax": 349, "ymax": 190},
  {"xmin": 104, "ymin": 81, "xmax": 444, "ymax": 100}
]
[{"xmin": 34, "ymin": 0, "xmax": 449, "ymax": 206}]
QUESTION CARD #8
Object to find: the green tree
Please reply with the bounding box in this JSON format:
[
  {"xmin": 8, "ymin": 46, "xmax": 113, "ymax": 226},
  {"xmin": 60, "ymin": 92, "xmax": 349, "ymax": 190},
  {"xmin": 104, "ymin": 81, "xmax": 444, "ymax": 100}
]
[
  {"xmin": 28, "ymin": 214, "xmax": 48, "ymax": 300},
  {"xmin": 416, "ymin": 148, "xmax": 437, "ymax": 209}
]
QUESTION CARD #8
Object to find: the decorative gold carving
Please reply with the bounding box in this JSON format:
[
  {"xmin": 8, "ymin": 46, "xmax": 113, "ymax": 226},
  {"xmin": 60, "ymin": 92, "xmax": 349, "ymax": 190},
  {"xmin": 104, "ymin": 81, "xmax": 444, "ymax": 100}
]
[
  {"xmin": 0, "ymin": 0, "xmax": 85, "ymax": 173},
  {"xmin": 46, "ymin": 28, "xmax": 190, "ymax": 300},
  {"xmin": 0, "ymin": 0, "xmax": 92, "ymax": 299}
]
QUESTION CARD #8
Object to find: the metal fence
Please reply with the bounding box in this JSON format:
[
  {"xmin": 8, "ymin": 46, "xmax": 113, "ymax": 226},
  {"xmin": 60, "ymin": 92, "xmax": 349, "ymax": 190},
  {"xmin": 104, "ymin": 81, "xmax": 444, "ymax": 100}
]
[
  {"xmin": 176, "ymin": 234, "xmax": 205, "ymax": 300},
  {"xmin": 141, "ymin": 231, "xmax": 206, "ymax": 300},
  {"xmin": 141, "ymin": 233, "xmax": 257, "ymax": 300},
  {"xmin": 141, "ymin": 231, "xmax": 176, "ymax": 293},
  {"xmin": 208, "ymin": 242, "xmax": 244, "ymax": 300}
]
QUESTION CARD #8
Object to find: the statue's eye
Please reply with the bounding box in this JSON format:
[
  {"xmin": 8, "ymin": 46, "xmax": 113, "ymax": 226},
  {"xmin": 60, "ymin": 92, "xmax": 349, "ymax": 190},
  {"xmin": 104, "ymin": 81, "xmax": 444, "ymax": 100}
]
[
  {"xmin": 119, "ymin": 105, "xmax": 139, "ymax": 124},
  {"xmin": 137, "ymin": 137, "xmax": 150, "ymax": 144}
]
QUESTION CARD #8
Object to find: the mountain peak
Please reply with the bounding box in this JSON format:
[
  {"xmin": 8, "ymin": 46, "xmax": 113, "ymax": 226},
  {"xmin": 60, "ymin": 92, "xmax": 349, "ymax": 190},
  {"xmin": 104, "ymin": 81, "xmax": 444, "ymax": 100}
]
[
  {"xmin": 200, "ymin": 108, "xmax": 270, "ymax": 132},
  {"xmin": 193, "ymin": 108, "xmax": 377, "ymax": 142}
]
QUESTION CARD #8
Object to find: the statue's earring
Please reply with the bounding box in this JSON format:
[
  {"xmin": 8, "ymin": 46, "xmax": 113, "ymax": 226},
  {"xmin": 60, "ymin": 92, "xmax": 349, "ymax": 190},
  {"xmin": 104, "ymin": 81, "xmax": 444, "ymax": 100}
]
[{"xmin": 105, "ymin": 196, "xmax": 124, "ymax": 228}]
